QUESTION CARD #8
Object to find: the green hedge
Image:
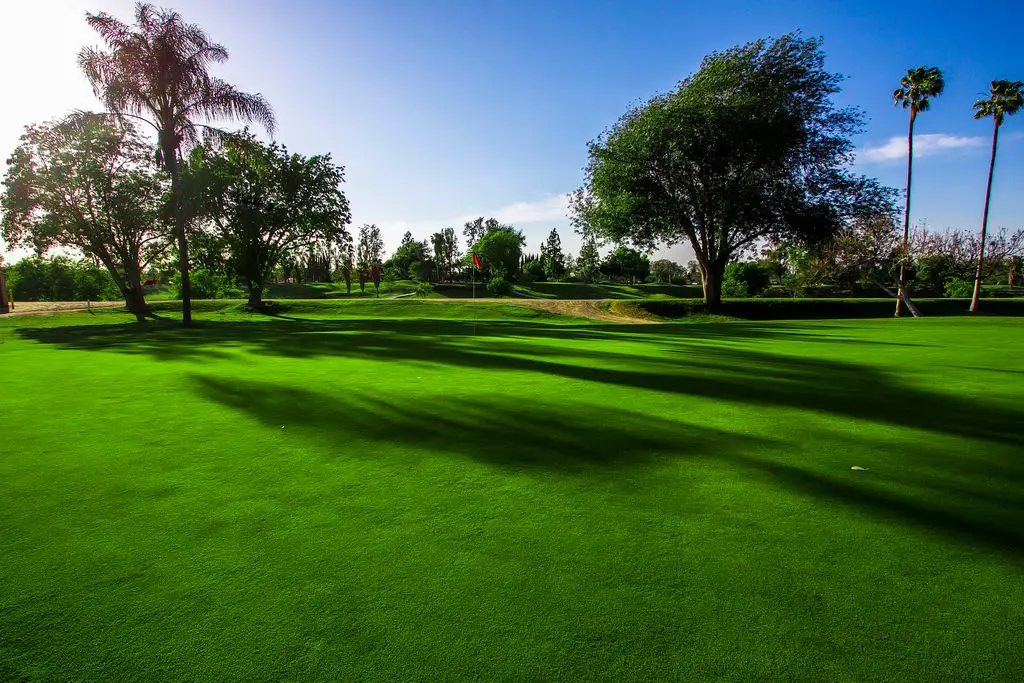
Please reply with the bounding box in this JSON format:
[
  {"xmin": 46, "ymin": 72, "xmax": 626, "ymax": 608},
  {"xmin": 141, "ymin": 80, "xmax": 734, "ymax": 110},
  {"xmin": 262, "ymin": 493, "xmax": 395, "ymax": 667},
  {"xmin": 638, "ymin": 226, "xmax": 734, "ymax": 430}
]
[{"xmin": 630, "ymin": 298, "xmax": 1024, "ymax": 320}]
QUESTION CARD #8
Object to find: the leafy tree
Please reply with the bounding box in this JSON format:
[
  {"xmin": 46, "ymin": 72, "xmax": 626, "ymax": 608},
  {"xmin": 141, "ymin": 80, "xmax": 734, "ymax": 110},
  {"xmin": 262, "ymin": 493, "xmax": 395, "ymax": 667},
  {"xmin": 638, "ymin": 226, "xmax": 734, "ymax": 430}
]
[
  {"xmin": 910, "ymin": 225, "xmax": 1022, "ymax": 292},
  {"xmin": 187, "ymin": 229, "xmax": 231, "ymax": 277},
  {"xmin": 539, "ymin": 227, "xmax": 566, "ymax": 279},
  {"xmin": 571, "ymin": 34, "xmax": 893, "ymax": 309},
  {"xmin": 944, "ymin": 277, "xmax": 974, "ymax": 299},
  {"xmin": 79, "ymin": 3, "xmax": 276, "ymax": 324},
  {"xmin": 522, "ymin": 256, "xmax": 547, "ymax": 282},
  {"xmin": 430, "ymin": 227, "xmax": 461, "ymax": 282},
  {"xmin": 1008, "ymin": 256, "xmax": 1022, "ymax": 288},
  {"xmin": 1, "ymin": 114, "xmax": 168, "ymax": 317},
  {"xmin": 602, "ymin": 246, "xmax": 650, "ymax": 282},
  {"xmin": 186, "ymin": 133, "xmax": 351, "ymax": 308},
  {"xmin": 168, "ymin": 267, "xmax": 240, "ymax": 299},
  {"xmin": 723, "ymin": 261, "xmax": 771, "ymax": 296},
  {"xmin": 575, "ymin": 236, "xmax": 601, "ymax": 282},
  {"xmin": 340, "ymin": 233, "xmax": 355, "ymax": 294},
  {"xmin": 792, "ymin": 215, "xmax": 901, "ymax": 294},
  {"xmin": 892, "ymin": 65, "xmax": 945, "ymax": 316},
  {"xmin": 651, "ymin": 259, "xmax": 678, "ymax": 283},
  {"xmin": 913, "ymin": 253, "xmax": 962, "ymax": 294},
  {"xmin": 409, "ymin": 259, "xmax": 434, "ymax": 282},
  {"xmin": 386, "ymin": 236, "xmax": 430, "ymax": 279},
  {"xmin": 472, "ymin": 226, "xmax": 525, "ymax": 278},
  {"xmin": 970, "ymin": 79, "xmax": 1023, "ymax": 312},
  {"xmin": 462, "ymin": 217, "xmax": 486, "ymax": 250},
  {"xmin": 356, "ymin": 224, "xmax": 385, "ymax": 296},
  {"xmin": 463, "ymin": 216, "xmax": 510, "ymax": 251}
]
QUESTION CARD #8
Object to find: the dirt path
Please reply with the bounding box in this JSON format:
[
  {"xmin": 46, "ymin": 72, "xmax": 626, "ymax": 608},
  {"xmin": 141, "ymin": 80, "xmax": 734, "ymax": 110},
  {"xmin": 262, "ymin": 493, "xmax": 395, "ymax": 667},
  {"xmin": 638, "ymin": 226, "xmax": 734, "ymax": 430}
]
[{"xmin": 2, "ymin": 301, "xmax": 121, "ymax": 317}]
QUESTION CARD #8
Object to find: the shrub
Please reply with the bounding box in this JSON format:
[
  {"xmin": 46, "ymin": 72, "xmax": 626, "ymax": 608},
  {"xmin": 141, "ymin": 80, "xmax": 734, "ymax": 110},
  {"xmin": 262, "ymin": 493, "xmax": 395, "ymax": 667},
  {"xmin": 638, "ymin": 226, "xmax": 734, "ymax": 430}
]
[
  {"xmin": 522, "ymin": 259, "xmax": 546, "ymax": 282},
  {"xmin": 415, "ymin": 281, "xmax": 434, "ymax": 297},
  {"xmin": 6, "ymin": 256, "xmax": 119, "ymax": 301},
  {"xmin": 760, "ymin": 285, "xmax": 793, "ymax": 298},
  {"xmin": 943, "ymin": 277, "xmax": 974, "ymax": 299},
  {"xmin": 168, "ymin": 269, "xmax": 242, "ymax": 300},
  {"xmin": 486, "ymin": 276, "xmax": 512, "ymax": 296},
  {"xmin": 409, "ymin": 260, "xmax": 434, "ymax": 283},
  {"xmin": 722, "ymin": 276, "xmax": 748, "ymax": 297},
  {"xmin": 723, "ymin": 262, "xmax": 771, "ymax": 297}
]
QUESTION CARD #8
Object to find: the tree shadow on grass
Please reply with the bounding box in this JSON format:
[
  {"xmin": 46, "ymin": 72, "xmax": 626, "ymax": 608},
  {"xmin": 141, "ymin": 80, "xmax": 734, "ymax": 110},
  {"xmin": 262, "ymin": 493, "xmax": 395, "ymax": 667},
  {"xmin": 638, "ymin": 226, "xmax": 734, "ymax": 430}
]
[
  {"xmin": 17, "ymin": 317, "xmax": 1024, "ymax": 447},
  {"xmin": 189, "ymin": 375, "xmax": 766, "ymax": 475},
  {"xmin": 191, "ymin": 375, "xmax": 1024, "ymax": 560}
]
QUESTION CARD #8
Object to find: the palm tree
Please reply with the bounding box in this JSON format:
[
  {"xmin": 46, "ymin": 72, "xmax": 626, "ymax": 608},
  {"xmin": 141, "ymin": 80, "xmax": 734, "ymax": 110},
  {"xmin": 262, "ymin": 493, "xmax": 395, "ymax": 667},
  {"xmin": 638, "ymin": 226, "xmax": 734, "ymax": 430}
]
[
  {"xmin": 969, "ymin": 80, "xmax": 1024, "ymax": 313},
  {"xmin": 892, "ymin": 66, "xmax": 944, "ymax": 317},
  {"xmin": 79, "ymin": 3, "xmax": 276, "ymax": 325}
]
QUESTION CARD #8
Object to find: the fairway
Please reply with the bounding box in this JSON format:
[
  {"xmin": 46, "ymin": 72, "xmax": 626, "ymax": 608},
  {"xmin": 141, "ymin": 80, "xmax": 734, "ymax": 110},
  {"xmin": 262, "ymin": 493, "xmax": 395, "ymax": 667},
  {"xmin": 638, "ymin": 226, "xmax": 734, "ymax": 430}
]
[{"xmin": 1, "ymin": 304, "xmax": 1022, "ymax": 680}]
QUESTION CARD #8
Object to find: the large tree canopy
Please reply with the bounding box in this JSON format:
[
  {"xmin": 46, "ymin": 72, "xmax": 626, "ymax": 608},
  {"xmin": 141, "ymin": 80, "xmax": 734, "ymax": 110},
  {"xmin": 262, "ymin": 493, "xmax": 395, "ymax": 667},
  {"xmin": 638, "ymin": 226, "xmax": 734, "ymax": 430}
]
[
  {"xmin": 571, "ymin": 33, "xmax": 894, "ymax": 307},
  {"xmin": 186, "ymin": 132, "xmax": 350, "ymax": 308},
  {"xmin": 1, "ymin": 114, "xmax": 168, "ymax": 317}
]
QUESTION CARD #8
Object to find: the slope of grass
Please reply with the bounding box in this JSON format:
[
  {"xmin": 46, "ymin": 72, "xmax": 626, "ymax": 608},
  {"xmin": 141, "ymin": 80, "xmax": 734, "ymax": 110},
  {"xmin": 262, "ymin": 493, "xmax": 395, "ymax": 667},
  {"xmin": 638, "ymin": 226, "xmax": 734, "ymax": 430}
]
[
  {"xmin": 1, "ymin": 308, "xmax": 1022, "ymax": 680},
  {"xmin": 265, "ymin": 280, "xmax": 430, "ymax": 299},
  {"xmin": 515, "ymin": 281, "xmax": 704, "ymax": 299}
]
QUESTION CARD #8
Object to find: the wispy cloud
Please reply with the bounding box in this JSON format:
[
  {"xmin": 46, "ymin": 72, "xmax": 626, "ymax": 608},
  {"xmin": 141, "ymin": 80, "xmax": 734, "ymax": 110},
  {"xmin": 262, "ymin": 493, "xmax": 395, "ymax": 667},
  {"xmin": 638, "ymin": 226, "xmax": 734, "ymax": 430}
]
[
  {"xmin": 860, "ymin": 133, "xmax": 985, "ymax": 163},
  {"xmin": 457, "ymin": 194, "xmax": 570, "ymax": 225}
]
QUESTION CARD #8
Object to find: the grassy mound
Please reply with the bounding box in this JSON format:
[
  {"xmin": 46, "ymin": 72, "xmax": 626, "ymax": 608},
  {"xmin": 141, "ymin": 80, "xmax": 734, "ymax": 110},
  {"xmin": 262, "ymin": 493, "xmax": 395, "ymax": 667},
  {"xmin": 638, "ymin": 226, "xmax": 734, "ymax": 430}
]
[{"xmin": 515, "ymin": 281, "xmax": 704, "ymax": 299}]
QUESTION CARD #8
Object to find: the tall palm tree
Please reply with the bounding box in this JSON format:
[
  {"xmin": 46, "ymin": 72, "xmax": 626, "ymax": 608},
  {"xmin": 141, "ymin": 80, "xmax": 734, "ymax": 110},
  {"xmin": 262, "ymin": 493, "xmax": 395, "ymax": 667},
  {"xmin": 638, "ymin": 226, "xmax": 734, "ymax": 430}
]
[
  {"xmin": 79, "ymin": 3, "xmax": 276, "ymax": 325},
  {"xmin": 892, "ymin": 66, "xmax": 944, "ymax": 317},
  {"xmin": 970, "ymin": 79, "xmax": 1023, "ymax": 313}
]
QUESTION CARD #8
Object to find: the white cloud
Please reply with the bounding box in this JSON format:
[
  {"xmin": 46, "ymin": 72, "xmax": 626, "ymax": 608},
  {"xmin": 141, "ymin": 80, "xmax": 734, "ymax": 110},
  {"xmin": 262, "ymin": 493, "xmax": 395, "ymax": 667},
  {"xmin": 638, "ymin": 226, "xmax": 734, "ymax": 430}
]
[
  {"xmin": 860, "ymin": 133, "xmax": 985, "ymax": 163},
  {"xmin": 474, "ymin": 194, "xmax": 571, "ymax": 225}
]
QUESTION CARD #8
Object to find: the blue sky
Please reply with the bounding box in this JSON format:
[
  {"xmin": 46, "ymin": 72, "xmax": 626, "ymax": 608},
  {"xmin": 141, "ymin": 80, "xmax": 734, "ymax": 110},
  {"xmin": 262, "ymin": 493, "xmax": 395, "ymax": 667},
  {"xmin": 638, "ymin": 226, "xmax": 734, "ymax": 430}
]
[{"xmin": 2, "ymin": 0, "xmax": 1023, "ymax": 264}]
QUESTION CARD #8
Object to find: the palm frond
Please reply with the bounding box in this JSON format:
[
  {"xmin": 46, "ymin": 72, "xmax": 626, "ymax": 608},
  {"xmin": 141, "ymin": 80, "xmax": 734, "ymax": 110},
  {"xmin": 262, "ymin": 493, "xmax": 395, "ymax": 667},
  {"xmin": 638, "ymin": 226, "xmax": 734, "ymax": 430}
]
[
  {"xmin": 182, "ymin": 78, "xmax": 277, "ymax": 135},
  {"xmin": 79, "ymin": 1, "xmax": 275, "ymax": 163},
  {"xmin": 893, "ymin": 65, "xmax": 944, "ymax": 113},
  {"xmin": 84, "ymin": 11, "xmax": 132, "ymax": 50},
  {"xmin": 972, "ymin": 79, "xmax": 1024, "ymax": 125}
]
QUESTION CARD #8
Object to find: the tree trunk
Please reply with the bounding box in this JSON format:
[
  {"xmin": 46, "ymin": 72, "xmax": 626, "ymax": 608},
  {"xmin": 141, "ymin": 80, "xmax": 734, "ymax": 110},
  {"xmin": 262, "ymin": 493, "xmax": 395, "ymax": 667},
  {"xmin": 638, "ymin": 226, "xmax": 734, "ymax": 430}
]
[
  {"xmin": 123, "ymin": 285, "xmax": 150, "ymax": 321},
  {"xmin": 700, "ymin": 260, "xmax": 725, "ymax": 311},
  {"xmin": 0, "ymin": 269, "xmax": 9, "ymax": 315},
  {"xmin": 247, "ymin": 282, "xmax": 263, "ymax": 311},
  {"xmin": 163, "ymin": 140, "xmax": 192, "ymax": 326},
  {"xmin": 121, "ymin": 262, "xmax": 151, "ymax": 321},
  {"xmin": 970, "ymin": 119, "xmax": 1000, "ymax": 314},
  {"xmin": 896, "ymin": 110, "xmax": 916, "ymax": 318}
]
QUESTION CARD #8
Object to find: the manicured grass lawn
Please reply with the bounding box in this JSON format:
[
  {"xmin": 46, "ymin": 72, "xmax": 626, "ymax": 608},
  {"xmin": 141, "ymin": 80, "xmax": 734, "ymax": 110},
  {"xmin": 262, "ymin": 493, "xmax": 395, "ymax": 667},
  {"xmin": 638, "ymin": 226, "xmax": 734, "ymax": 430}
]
[{"xmin": 1, "ymin": 303, "xmax": 1022, "ymax": 680}]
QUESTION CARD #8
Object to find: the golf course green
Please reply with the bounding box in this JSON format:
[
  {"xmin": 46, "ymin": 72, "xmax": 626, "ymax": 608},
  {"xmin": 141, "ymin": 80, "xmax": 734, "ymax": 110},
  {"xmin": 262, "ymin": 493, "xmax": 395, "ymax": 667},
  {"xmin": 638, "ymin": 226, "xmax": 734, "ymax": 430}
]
[{"xmin": 1, "ymin": 301, "xmax": 1021, "ymax": 680}]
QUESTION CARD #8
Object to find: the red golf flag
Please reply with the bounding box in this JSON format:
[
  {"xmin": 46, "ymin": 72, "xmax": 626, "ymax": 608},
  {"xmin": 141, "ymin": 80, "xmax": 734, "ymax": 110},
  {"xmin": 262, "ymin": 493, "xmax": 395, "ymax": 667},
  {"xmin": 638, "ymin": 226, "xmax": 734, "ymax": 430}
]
[{"xmin": 472, "ymin": 252, "xmax": 483, "ymax": 270}]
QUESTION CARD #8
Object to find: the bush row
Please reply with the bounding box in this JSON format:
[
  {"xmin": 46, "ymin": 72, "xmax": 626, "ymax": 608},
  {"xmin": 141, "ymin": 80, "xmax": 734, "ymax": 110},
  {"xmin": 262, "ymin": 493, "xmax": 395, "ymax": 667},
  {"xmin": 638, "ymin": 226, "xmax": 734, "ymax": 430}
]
[
  {"xmin": 630, "ymin": 298, "xmax": 1024, "ymax": 320},
  {"xmin": 4, "ymin": 256, "xmax": 121, "ymax": 302}
]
